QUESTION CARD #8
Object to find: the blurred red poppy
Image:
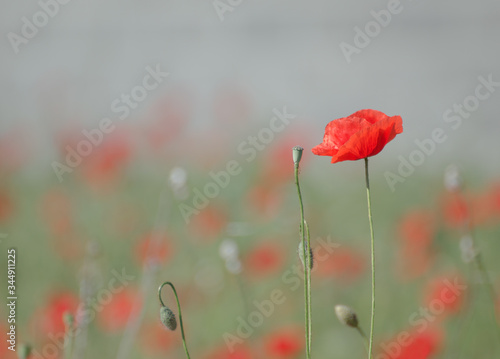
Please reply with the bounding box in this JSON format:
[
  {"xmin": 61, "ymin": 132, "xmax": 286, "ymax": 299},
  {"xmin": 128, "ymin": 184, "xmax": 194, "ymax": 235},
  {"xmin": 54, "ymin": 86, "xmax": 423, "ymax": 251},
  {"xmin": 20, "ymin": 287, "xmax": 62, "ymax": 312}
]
[
  {"xmin": 315, "ymin": 246, "xmax": 366, "ymax": 283},
  {"xmin": 381, "ymin": 329, "xmax": 442, "ymax": 359},
  {"xmin": 97, "ymin": 288, "xmax": 140, "ymax": 333},
  {"xmin": 134, "ymin": 231, "xmax": 173, "ymax": 266},
  {"xmin": 396, "ymin": 209, "xmax": 436, "ymax": 279},
  {"xmin": 312, "ymin": 109, "xmax": 403, "ymax": 163},
  {"xmin": 440, "ymin": 192, "xmax": 469, "ymax": 228},
  {"xmin": 245, "ymin": 242, "xmax": 286, "ymax": 278},
  {"xmin": 188, "ymin": 205, "xmax": 228, "ymax": 242},
  {"xmin": 264, "ymin": 326, "xmax": 303, "ymax": 358},
  {"xmin": 424, "ymin": 275, "xmax": 467, "ymax": 319},
  {"xmin": 32, "ymin": 291, "xmax": 79, "ymax": 335}
]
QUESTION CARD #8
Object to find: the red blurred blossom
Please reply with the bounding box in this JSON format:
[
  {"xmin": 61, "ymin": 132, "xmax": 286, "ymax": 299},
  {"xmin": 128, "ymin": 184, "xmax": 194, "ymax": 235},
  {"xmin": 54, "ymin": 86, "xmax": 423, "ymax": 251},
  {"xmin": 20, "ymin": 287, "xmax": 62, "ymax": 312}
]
[
  {"xmin": 144, "ymin": 91, "xmax": 190, "ymax": 151},
  {"xmin": 81, "ymin": 129, "xmax": 132, "ymax": 187},
  {"xmin": 423, "ymin": 275, "xmax": 467, "ymax": 320},
  {"xmin": 396, "ymin": 210, "xmax": 436, "ymax": 279},
  {"xmin": 312, "ymin": 109, "xmax": 403, "ymax": 163},
  {"xmin": 139, "ymin": 321, "xmax": 179, "ymax": 356},
  {"xmin": 0, "ymin": 189, "xmax": 14, "ymax": 223},
  {"xmin": 31, "ymin": 291, "xmax": 79, "ymax": 335},
  {"xmin": 204, "ymin": 344, "xmax": 253, "ymax": 359},
  {"xmin": 188, "ymin": 205, "xmax": 228, "ymax": 242},
  {"xmin": 440, "ymin": 192, "xmax": 469, "ymax": 228},
  {"xmin": 244, "ymin": 242, "xmax": 286, "ymax": 277},
  {"xmin": 381, "ymin": 329, "xmax": 442, "ymax": 359},
  {"xmin": 245, "ymin": 184, "xmax": 285, "ymax": 219},
  {"xmin": 134, "ymin": 231, "xmax": 173, "ymax": 266},
  {"xmin": 315, "ymin": 246, "xmax": 366, "ymax": 283},
  {"xmin": 264, "ymin": 327, "xmax": 303, "ymax": 358},
  {"xmin": 97, "ymin": 288, "xmax": 140, "ymax": 333}
]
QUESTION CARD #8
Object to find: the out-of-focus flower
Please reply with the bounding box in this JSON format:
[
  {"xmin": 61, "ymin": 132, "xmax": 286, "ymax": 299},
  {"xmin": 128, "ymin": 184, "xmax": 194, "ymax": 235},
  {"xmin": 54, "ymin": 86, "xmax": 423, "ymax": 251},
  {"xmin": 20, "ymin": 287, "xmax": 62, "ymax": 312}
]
[
  {"xmin": 81, "ymin": 129, "xmax": 132, "ymax": 187},
  {"xmin": 188, "ymin": 205, "xmax": 228, "ymax": 242},
  {"xmin": 245, "ymin": 184, "xmax": 285, "ymax": 219},
  {"xmin": 443, "ymin": 165, "xmax": 463, "ymax": 192},
  {"xmin": 244, "ymin": 242, "xmax": 286, "ymax": 278},
  {"xmin": 396, "ymin": 209, "xmax": 436, "ymax": 279},
  {"xmin": 440, "ymin": 192, "xmax": 469, "ymax": 228},
  {"xmin": 134, "ymin": 231, "xmax": 173, "ymax": 266},
  {"xmin": 423, "ymin": 275, "xmax": 467, "ymax": 320},
  {"xmin": 144, "ymin": 91, "xmax": 190, "ymax": 151},
  {"xmin": 379, "ymin": 329, "xmax": 442, "ymax": 359},
  {"xmin": 97, "ymin": 288, "xmax": 140, "ymax": 333},
  {"xmin": 219, "ymin": 239, "xmax": 242, "ymax": 274},
  {"xmin": 264, "ymin": 326, "xmax": 303, "ymax": 358},
  {"xmin": 31, "ymin": 291, "xmax": 79, "ymax": 336},
  {"xmin": 312, "ymin": 109, "xmax": 403, "ymax": 163},
  {"xmin": 315, "ymin": 246, "xmax": 366, "ymax": 283}
]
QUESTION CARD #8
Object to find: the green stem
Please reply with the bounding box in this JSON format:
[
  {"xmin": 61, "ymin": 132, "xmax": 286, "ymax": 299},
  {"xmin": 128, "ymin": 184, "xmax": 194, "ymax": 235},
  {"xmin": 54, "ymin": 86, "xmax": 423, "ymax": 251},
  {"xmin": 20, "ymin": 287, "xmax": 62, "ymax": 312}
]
[
  {"xmin": 158, "ymin": 282, "xmax": 192, "ymax": 359},
  {"xmin": 364, "ymin": 158, "xmax": 375, "ymax": 359},
  {"xmin": 295, "ymin": 162, "xmax": 311, "ymax": 359},
  {"xmin": 356, "ymin": 326, "xmax": 370, "ymax": 355},
  {"xmin": 305, "ymin": 220, "xmax": 312, "ymax": 351}
]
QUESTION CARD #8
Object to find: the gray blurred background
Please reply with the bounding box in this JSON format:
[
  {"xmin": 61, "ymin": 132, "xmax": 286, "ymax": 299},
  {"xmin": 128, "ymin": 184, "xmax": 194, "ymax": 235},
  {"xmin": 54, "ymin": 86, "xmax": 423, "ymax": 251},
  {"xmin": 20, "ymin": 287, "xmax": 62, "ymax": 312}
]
[{"xmin": 1, "ymin": 0, "xmax": 500, "ymax": 177}]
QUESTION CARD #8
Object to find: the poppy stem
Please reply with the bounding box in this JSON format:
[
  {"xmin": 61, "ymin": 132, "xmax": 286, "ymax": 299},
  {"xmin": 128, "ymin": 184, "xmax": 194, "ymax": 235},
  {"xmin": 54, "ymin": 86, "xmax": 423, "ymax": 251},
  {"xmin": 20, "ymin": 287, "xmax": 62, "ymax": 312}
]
[
  {"xmin": 294, "ymin": 160, "xmax": 312, "ymax": 359},
  {"xmin": 158, "ymin": 282, "xmax": 191, "ymax": 359},
  {"xmin": 356, "ymin": 326, "xmax": 370, "ymax": 355},
  {"xmin": 364, "ymin": 158, "xmax": 375, "ymax": 359}
]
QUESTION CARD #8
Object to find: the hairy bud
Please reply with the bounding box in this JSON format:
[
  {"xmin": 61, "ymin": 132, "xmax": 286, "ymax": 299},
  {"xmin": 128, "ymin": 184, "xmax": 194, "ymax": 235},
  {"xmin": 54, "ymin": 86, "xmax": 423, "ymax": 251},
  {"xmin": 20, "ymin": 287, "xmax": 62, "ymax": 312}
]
[
  {"xmin": 334, "ymin": 304, "xmax": 359, "ymax": 328},
  {"xmin": 160, "ymin": 306, "xmax": 177, "ymax": 331}
]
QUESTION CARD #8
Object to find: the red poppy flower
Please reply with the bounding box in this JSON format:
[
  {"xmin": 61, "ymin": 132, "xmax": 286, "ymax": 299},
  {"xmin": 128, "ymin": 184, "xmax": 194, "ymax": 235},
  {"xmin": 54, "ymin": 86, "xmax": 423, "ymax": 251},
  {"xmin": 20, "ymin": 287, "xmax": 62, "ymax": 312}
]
[
  {"xmin": 312, "ymin": 109, "xmax": 403, "ymax": 163},
  {"xmin": 264, "ymin": 327, "xmax": 303, "ymax": 358}
]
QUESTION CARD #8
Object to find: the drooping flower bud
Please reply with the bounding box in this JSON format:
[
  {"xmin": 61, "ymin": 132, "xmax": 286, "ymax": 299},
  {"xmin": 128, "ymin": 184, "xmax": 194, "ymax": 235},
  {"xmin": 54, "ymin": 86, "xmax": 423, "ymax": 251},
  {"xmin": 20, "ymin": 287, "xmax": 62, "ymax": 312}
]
[
  {"xmin": 160, "ymin": 306, "xmax": 177, "ymax": 331},
  {"xmin": 292, "ymin": 146, "xmax": 304, "ymax": 165},
  {"xmin": 298, "ymin": 240, "xmax": 314, "ymax": 269},
  {"xmin": 334, "ymin": 304, "xmax": 359, "ymax": 328}
]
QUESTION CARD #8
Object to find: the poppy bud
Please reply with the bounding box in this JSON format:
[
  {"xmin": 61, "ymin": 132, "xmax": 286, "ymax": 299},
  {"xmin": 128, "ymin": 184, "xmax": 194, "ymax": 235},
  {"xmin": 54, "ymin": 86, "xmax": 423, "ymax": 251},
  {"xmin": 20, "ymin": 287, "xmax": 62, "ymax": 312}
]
[
  {"xmin": 334, "ymin": 304, "xmax": 359, "ymax": 328},
  {"xmin": 292, "ymin": 146, "xmax": 304, "ymax": 165},
  {"xmin": 160, "ymin": 306, "xmax": 177, "ymax": 331},
  {"xmin": 18, "ymin": 344, "xmax": 32, "ymax": 359},
  {"xmin": 298, "ymin": 240, "xmax": 314, "ymax": 269}
]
